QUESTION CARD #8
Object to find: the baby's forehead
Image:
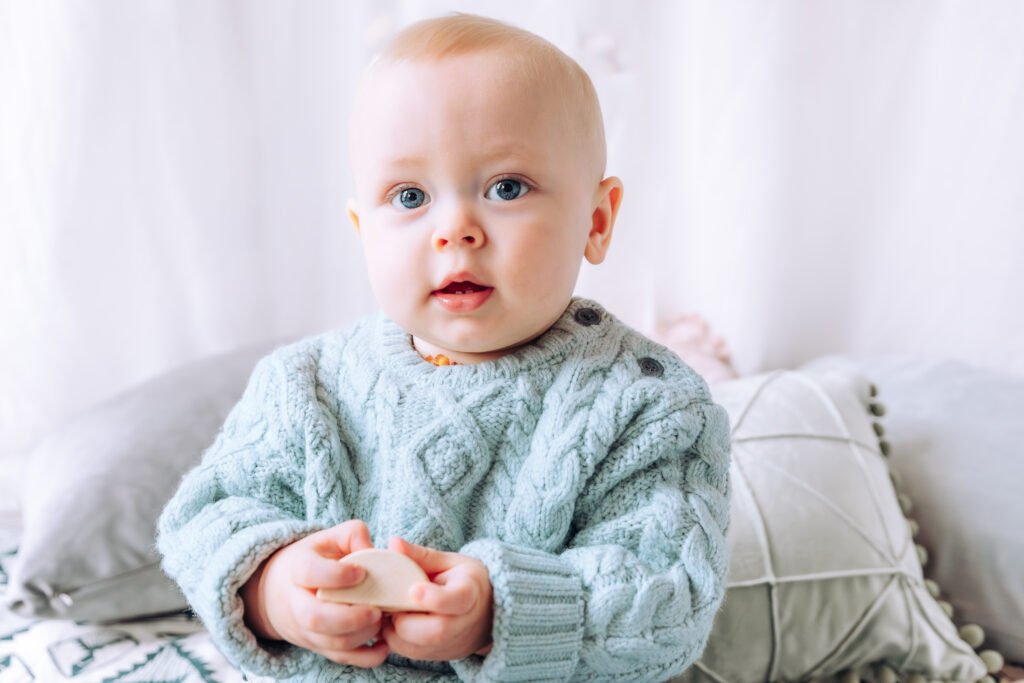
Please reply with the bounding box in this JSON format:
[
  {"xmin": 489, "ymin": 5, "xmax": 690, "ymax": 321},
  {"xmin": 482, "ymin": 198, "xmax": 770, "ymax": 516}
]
[
  {"xmin": 352, "ymin": 61, "xmax": 593, "ymax": 173},
  {"xmin": 355, "ymin": 50, "xmax": 602, "ymax": 156},
  {"xmin": 363, "ymin": 48, "xmax": 563, "ymax": 99}
]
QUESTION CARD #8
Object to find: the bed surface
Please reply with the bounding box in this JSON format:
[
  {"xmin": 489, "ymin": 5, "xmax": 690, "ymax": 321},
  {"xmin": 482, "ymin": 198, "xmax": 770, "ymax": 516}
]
[{"xmin": 0, "ymin": 518, "xmax": 248, "ymax": 683}]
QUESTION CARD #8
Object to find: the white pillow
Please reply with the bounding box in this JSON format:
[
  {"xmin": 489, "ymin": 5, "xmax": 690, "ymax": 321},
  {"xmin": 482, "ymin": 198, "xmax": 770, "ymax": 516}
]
[
  {"xmin": 815, "ymin": 354, "xmax": 1024, "ymax": 663},
  {"xmin": 675, "ymin": 369, "xmax": 988, "ymax": 682}
]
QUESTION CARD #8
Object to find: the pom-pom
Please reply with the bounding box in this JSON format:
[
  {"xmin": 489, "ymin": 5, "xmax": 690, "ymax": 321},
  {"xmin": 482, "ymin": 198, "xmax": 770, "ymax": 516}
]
[
  {"xmin": 978, "ymin": 650, "xmax": 1004, "ymax": 674},
  {"xmin": 908, "ymin": 518, "xmax": 920, "ymax": 537},
  {"xmin": 879, "ymin": 440, "xmax": 892, "ymax": 456},
  {"xmin": 916, "ymin": 544, "xmax": 929, "ymax": 566},
  {"xmin": 869, "ymin": 402, "xmax": 886, "ymax": 416},
  {"xmin": 841, "ymin": 669, "xmax": 860, "ymax": 683},
  {"xmin": 959, "ymin": 623, "xmax": 985, "ymax": 648},
  {"xmin": 876, "ymin": 664, "xmax": 898, "ymax": 683},
  {"xmin": 924, "ymin": 579, "xmax": 940, "ymax": 598},
  {"xmin": 873, "ymin": 421, "xmax": 885, "ymax": 437},
  {"xmin": 899, "ymin": 493, "xmax": 914, "ymax": 515},
  {"xmin": 906, "ymin": 673, "xmax": 927, "ymax": 683},
  {"xmin": 938, "ymin": 599, "xmax": 953, "ymax": 618}
]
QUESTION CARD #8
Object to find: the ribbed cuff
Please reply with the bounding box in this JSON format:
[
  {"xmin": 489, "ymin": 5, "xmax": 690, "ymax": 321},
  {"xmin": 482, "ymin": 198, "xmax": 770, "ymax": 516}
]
[
  {"xmin": 452, "ymin": 539, "xmax": 584, "ymax": 682},
  {"xmin": 198, "ymin": 518, "xmax": 324, "ymax": 679}
]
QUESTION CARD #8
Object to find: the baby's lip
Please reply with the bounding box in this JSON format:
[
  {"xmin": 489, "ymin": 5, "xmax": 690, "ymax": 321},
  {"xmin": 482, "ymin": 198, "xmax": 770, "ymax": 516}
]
[{"xmin": 434, "ymin": 272, "xmax": 493, "ymax": 293}]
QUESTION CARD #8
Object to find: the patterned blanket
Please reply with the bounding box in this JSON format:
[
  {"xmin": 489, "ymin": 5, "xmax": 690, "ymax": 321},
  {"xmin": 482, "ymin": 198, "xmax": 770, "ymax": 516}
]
[{"xmin": 0, "ymin": 523, "xmax": 248, "ymax": 683}]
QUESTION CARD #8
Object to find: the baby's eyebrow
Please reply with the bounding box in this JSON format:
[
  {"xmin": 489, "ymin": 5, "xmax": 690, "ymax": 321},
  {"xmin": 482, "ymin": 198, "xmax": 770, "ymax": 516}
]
[
  {"xmin": 380, "ymin": 143, "xmax": 539, "ymax": 168},
  {"xmin": 379, "ymin": 154, "xmax": 427, "ymax": 169},
  {"xmin": 477, "ymin": 142, "xmax": 538, "ymax": 164}
]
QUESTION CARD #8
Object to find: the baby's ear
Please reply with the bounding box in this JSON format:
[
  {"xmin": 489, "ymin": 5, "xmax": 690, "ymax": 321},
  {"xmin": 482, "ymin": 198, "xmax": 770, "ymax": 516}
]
[
  {"xmin": 584, "ymin": 177, "xmax": 624, "ymax": 265},
  {"xmin": 347, "ymin": 198, "xmax": 361, "ymax": 233}
]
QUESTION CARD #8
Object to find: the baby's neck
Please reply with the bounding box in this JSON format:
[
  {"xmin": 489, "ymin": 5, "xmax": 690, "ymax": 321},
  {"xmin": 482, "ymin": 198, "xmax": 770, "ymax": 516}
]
[
  {"xmin": 413, "ymin": 323, "xmax": 566, "ymax": 365},
  {"xmin": 411, "ymin": 337, "xmax": 516, "ymax": 365}
]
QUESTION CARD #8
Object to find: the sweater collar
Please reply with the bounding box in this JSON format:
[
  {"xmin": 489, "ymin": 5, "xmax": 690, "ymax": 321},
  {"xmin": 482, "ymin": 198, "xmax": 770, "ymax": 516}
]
[{"xmin": 373, "ymin": 297, "xmax": 610, "ymax": 387}]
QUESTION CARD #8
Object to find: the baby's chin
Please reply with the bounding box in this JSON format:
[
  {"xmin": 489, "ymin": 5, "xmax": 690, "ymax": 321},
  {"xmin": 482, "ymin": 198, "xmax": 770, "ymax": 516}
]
[{"xmin": 393, "ymin": 298, "xmax": 572, "ymax": 362}]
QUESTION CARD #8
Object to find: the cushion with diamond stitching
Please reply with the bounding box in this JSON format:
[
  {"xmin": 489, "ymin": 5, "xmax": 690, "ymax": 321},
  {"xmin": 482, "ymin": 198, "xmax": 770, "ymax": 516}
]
[{"xmin": 674, "ymin": 369, "xmax": 985, "ymax": 682}]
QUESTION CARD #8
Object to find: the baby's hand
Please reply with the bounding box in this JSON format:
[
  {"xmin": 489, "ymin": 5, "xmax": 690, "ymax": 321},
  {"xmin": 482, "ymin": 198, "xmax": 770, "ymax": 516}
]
[
  {"xmin": 240, "ymin": 521, "xmax": 390, "ymax": 668},
  {"xmin": 382, "ymin": 537, "xmax": 494, "ymax": 661}
]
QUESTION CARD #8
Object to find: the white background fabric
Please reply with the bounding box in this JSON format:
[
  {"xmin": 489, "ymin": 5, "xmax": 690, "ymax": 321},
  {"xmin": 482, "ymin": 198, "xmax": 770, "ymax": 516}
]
[{"xmin": 2, "ymin": 0, "xmax": 1023, "ymax": 467}]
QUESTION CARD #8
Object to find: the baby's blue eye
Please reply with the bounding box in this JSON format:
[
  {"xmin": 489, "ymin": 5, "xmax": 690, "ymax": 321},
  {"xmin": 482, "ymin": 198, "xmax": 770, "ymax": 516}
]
[
  {"xmin": 392, "ymin": 187, "xmax": 429, "ymax": 209},
  {"xmin": 486, "ymin": 178, "xmax": 530, "ymax": 201}
]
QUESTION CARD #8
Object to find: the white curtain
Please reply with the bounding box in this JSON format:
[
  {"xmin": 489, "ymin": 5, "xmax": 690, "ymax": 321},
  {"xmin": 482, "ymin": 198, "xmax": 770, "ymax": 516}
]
[{"xmin": 2, "ymin": 0, "xmax": 1023, "ymax": 465}]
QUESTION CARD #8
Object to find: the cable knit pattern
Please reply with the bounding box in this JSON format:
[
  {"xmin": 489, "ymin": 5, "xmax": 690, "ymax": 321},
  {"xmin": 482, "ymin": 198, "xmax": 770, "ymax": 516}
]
[{"xmin": 156, "ymin": 298, "xmax": 731, "ymax": 682}]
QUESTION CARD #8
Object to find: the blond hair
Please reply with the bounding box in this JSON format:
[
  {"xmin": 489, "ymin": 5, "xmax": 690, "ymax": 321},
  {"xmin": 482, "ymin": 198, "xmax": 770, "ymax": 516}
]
[{"xmin": 364, "ymin": 13, "xmax": 607, "ymax": 178}]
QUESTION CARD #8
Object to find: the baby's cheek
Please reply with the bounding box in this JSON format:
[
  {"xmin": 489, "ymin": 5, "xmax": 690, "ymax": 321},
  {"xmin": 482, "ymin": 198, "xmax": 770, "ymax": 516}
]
[{"xmin": 367, "ymin": 240, "xmax": 420, "ymax": 291}]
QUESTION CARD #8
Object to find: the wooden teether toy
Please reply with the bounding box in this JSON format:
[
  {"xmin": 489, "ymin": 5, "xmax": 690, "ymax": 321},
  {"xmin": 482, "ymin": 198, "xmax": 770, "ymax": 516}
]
[{"xmin": 316, "ymin": 548, "xmax": 428, "ymax": 612}]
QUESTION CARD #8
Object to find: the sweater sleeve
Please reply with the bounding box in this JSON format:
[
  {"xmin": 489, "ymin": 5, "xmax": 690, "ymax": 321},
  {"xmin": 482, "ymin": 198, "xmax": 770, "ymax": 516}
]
[
  {"xmin": 156, "ymin": 354, "xmax": 326, "ymax": 679},
  {"xmin": 451, "ymin": 398, "xmax": 731, "ymax": 683}
]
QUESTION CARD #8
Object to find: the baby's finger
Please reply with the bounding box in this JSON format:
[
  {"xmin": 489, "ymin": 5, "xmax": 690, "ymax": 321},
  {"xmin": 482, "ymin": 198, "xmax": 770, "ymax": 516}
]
[
  {"xmin": 319, "ymin": 639, "xmax": 390, "ymax": 669},
  {"xmin": 381, "ymin": 616, "xmax": 433, "ymax": 661},
  {"xmin": 296, "ymin": 593, "xmax": 382, "ymax": 636},
  {"xmin": 309, "ymin": 521, "xmax": 374, "ymax": 559},
  {"xmin": 411, "ymin": 578, "xmax": 479, "ymax": 616},
  {"xmin": 388, "ymin": 537, "xmax": 462, "ymax": 575},
  {"xmin": 291, "ymin": 555, "xmax": 366, "ymax": 589},
  {"xmin": 304, "ymin": 616, "xmax": 383, "ymax": 653},
  {"xmin": 387, "ymin": 612, "xmax": 456, "ymax": 656}
]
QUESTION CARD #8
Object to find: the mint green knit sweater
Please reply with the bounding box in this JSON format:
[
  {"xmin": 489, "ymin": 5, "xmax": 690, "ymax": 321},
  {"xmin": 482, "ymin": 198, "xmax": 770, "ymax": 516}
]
[{"xmin": 156, "ymin": 299, "xmax": 731, "ymax": 682}]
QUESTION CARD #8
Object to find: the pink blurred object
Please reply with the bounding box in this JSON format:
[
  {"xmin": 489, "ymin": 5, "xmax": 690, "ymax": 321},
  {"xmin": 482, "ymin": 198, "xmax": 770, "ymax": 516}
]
[{"xmin": 652, "ymin": 314, "xmax": 739, "ymax": 384}]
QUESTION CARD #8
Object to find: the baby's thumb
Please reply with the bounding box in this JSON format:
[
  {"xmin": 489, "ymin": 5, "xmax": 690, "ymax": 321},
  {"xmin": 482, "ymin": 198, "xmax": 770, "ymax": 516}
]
[
  {"xmin": 310, "ymin": 520, "xmax": 374, "ymax": 557},
  {"xmin": 388, "ymin": 537, "xmax": 460, "ymax": 575}
]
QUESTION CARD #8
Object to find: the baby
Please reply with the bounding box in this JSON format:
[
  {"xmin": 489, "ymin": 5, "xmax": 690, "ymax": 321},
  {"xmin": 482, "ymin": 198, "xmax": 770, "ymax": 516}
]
[{"xmin": 157, "ymin": 13, "xmax": 731, "ymax": 682}]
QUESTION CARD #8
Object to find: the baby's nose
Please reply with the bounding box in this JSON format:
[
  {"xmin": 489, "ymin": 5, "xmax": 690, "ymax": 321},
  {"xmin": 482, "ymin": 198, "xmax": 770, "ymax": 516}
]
[
  {"xmin": 432, "ymin": 216, "xmax": 485, "ymax": 251},
  {"xmin": 433, "ymin": 231, "xmax": 482, "ymax": 250}
]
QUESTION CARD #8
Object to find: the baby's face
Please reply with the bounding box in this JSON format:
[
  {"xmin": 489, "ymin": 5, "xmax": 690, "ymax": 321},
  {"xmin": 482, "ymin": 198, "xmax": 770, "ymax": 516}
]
[{"xmin": 348, "ymin": 51, "xmax": 615, "ymax": 362}]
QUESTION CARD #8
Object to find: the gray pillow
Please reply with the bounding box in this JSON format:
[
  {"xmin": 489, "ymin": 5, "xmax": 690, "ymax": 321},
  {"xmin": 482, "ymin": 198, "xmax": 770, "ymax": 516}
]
[
  {"xmin": 849, "ymin": 355, "xmax": 1024, "ymax": 663},
  {"xmin": 5, "ymin": 343, "xmax": 274, "ymax": 622}
]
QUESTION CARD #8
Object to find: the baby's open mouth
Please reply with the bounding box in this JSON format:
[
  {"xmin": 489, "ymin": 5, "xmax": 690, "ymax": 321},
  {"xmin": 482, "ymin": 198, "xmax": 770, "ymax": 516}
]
[
  {"xmin": 437, "ymin": 281, "xmax": 491, "ymax": 295},
  {"xmin": 431, "ymin": 278, "xmax": 494, "ymax": 312}
]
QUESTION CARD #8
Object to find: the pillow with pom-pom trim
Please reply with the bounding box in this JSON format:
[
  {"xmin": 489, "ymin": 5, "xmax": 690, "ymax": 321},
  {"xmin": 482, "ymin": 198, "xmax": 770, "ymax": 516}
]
[
  {"xmin": 849, "ymin": 354, "xmax": 1024, "ymax": 665},
  {"xmin": 673, "ymin": 368, "xmax": 999, "ymax": 682}
]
